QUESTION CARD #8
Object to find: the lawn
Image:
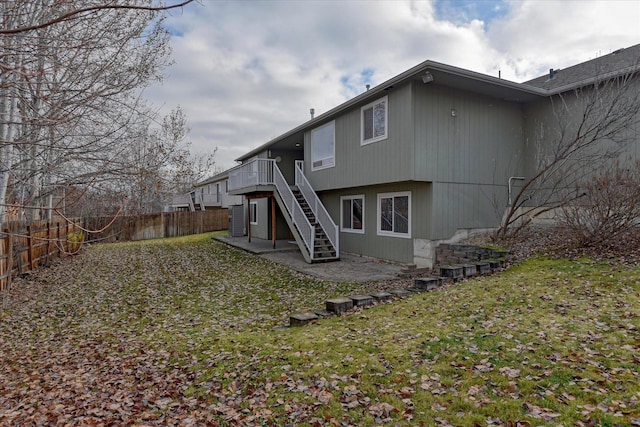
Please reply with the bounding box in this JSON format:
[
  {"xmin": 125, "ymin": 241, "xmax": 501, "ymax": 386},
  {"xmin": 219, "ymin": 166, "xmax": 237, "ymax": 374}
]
[{"xmin": 1, "ymin": 232, "xmax": 639, "ymax": 426}]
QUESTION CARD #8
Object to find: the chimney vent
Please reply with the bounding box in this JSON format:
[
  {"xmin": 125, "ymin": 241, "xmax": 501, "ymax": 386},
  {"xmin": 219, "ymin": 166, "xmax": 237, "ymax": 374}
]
[
  {"xmin": 549, "ymin": 68, "xmax": 555, "ymax": 80},
  {"xmin": 366, "ymin": 84, "xmax": 370, "ymax": 91},
  {"xmin": 310, "ymin": 108, "xmax": 315, "ymax": 119}
]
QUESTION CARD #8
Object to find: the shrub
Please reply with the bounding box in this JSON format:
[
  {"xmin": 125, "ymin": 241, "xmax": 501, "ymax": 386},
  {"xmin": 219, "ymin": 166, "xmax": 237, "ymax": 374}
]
[
  {"xmin": 66, "ymin": 230, "xmax": 85, "ymax": 255},
  {"xmin": 561, "ymin": 161, "xmax": 640, "ymax": 246}
]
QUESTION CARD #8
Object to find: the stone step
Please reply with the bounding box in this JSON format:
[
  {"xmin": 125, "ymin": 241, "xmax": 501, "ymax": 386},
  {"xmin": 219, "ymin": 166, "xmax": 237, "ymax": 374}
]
[
  {"xmin": 325, "ymin": 297, "xmax": 353, "ymax": 314},
  {"xmin": 474, "ymin": 261, "xmax": 491, "ymax": 275},
  {"xmin": 489, "ymin": 259, "xmax": 505, "ymax": 271},
  {"xmin": 371, "ymin": 291, "xmax": 393, "ymax": 302},
  {"xmin": 413, "ymin": 277, "xmax": 442, "ymax": 291},
  {"xmin": 461, "ymin": 264, "xmax": 478, "ymax": 277},
  {"xmin": 314, "ymin": 309, "xmax": 334, "ymax": 319},
  {"xmin": 388, "ymin": 289, "xmax": 412, "ymax": 298},
  {"xmin": 290, "ymin": 312, "xmax": 318, "ymax": 326},
  {"xmin": 439, "ymin": 265, "xmax": 464, "ymax": 280},
  {"xmin": 349, "ymin": 294, "xmax": 374, "ymax": 308}
]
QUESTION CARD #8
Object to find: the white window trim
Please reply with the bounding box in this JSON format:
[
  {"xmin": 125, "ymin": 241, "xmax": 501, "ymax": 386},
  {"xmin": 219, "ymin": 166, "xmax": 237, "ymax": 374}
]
[
  {"xmin": 249, "ymin": 201, "xmax": 258, "ymax": 225},
  {"xmin": 361, "ymin": 95, "xmax": 388, "ymax": 146},
  {"xmin": 311, "ymin": 121, "xmax": 335, "ymax": 171},
  {"xmin": 377, "ymin": 191, "xmax": 411, "ymax": 238},
  {"xmin": 340, "ymin": 195, "xmax": 365, "ymax": 234}
]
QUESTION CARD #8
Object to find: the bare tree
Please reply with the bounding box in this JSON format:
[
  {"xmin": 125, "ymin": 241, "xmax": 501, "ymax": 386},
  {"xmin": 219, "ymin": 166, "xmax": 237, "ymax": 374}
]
[
  {"xmin": 0, "ymin": 0, "xmax": 195, "ymax": 221},
  {"xmin": 0, "ymin": 0, "xmax": 194, "ymax": 35},
  {"xmin": 123, "ymin": 106, "xmax": 217, "ymax": 215},
  {"xmin": 495, "ymin": 70, "xmax": 640, "ymax": 240}
]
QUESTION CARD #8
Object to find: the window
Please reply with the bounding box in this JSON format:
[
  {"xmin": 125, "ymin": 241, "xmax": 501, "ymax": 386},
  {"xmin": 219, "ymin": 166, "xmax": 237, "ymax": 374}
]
[
  {"xmin": 216, "ymin": 183, "xmax": 221, "ymax": 203},
  {"xmin": 311, "ymin": 121, "xmax": 335, "ymax": 170},
  {"xmin": 249, "ymin": 201, "xmax": 258, "ymax": 225},
  {"xmin": 340, "ymin": 195, "xmax": 364, "ymax": 234},
  {"xmin": 377, "ymin": 191, "xmax": 410, "ymax": 238},
  {"xmin": 361, "ymin": 96, "xmax": 388, "ymax": 145}
]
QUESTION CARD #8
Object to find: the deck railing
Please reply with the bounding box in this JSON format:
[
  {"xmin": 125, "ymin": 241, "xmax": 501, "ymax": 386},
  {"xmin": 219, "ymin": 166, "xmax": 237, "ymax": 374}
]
[
  {"xmin": 228, "ymin": 158, "xmax": 275, "ymax": 191},
  {"xmin": 295, "ymin": 163, "xmax": 339, "ymax": 257}
]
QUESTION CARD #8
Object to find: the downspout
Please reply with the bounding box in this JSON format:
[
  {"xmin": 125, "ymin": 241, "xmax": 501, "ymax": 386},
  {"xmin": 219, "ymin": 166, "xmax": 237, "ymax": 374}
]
[{"xmin": 508, "ymin": 177, "xmax": 526, "ymax": 206}]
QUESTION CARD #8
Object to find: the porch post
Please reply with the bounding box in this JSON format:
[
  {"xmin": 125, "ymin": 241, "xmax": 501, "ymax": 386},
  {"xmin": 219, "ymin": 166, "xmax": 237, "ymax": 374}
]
[
  {"xmin": 271, "ymin": 195, "xmax": 276, "ymax": 249},
  {"xmin": 247, "ymin": 198, "xmax": 251, "ymax": 243}
]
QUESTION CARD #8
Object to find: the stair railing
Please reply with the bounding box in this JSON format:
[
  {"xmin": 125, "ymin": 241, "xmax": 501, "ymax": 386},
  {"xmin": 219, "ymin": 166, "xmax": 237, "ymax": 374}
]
[
  {"xmin": 294, "ymin": 162, "xmax": 339, "ymax": 257},
  {"xmin": 188, "ymin": 191, "xmax": 196, "ymax": 211},
  {"xmin": 272, "ymin": 163, "xmax": 315, "ymax": 259}
]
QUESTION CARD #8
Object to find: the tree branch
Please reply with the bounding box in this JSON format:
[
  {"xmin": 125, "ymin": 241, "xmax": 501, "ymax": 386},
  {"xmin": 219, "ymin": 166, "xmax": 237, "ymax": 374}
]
[{"xmin": 0, "ymin": 0, "xmax": 196, "ymax": 35}]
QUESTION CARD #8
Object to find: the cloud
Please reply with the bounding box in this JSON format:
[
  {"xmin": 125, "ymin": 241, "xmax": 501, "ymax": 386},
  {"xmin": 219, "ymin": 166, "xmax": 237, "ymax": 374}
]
[{"xmin": 146, "ymin": 0, "xmax": 640, "ymax": 171}]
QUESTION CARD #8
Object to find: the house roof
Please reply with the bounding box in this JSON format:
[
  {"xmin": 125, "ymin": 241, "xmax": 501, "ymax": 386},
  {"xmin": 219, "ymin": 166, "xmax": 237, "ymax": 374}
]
[
  {"xmin": 524, "ymin": 43, "xmax": 640, "ymax": 92},
  {"xmin": 236, "ymin": 44, "xmax": 640, "ymax": 162},
  {"xmin": 194, "ymin": 169, "xmax": 230, "ymax": 188}
]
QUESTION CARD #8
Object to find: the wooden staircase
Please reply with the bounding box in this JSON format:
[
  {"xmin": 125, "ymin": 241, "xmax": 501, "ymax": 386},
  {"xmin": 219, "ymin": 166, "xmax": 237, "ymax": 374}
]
[{"xmin": 293, "ymin": 190, "xmax": 338, "ymax": 262}]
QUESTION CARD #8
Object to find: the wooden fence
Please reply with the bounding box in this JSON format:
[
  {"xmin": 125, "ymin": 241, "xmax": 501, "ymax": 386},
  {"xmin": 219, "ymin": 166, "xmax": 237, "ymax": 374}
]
[
  {"xmin": 1, "ymin": 220, "xmax": 81, "ymax": 291},
  {"xmin": 0, "ymin": 209, "xmax": 229, "ymax": 291},
  {"xmin": 83, "ymin": 209, "xmax": 228, "ymax": 243}
]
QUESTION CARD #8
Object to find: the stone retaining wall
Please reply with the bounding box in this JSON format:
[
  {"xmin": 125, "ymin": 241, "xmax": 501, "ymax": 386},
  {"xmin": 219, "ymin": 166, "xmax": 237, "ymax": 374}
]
[{"xmin": 436, "ymin": 243, "xmax": 507, "ymax": 266}]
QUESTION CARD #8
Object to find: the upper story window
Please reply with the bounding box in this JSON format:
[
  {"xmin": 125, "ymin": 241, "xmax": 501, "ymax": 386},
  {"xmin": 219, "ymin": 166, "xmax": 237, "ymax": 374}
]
[
  {"xmin": 361, "ymin": 96, "xmax": 388, "ymax": 145},
  {"xmin": 311, "ymin": 121, "xmax": 335, "ymax": 171}
]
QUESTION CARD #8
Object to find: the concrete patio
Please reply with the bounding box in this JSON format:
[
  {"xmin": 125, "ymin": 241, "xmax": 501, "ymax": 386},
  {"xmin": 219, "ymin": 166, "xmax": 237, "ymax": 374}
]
[{"xmin": 213, "ymin": 235, "xmax": 407, "ymax": 282}]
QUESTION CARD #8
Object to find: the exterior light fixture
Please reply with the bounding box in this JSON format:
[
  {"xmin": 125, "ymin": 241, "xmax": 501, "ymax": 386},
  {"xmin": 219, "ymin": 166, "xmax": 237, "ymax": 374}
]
[{"xmin": 421, "ymin": 71, "xmax": 434, "ymax": 84}]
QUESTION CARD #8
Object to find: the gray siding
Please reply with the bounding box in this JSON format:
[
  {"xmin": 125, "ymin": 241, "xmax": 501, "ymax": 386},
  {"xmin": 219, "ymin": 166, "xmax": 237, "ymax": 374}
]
[
  {"xmin": 248, "ymin": 198, "xmax": 269, "ymax": 240},
  {"xmin": 412, "ymin": 83, "xmax": 526, "ymax": 237},
  {"xmin": 306, "ymin": 83, "xmax": 414, "ymax": 191},
  {"xmin": 413, "ymin": 82, "xmax": 525, "ymax": 185},
  {"xmin": 431, "ymin": 182, "xmax": 506, "ymax": 240},
  {"xmin": 306, "ymin": 81, "xmax": 527, "ymax": 244},
  {"xmin": 248, "ymin": 197, "xmax": 291, "ymax": 240},
  {"xmin": 320, "ymin": 181, "xmax": 431, "ymax": 265},
  {"xmin": 270, "ymin": 149, "xmax": 303, "ymax": 184},
  {"xmin": 523, "ymin": 84, "xmax": 640, "ymax": 180}
]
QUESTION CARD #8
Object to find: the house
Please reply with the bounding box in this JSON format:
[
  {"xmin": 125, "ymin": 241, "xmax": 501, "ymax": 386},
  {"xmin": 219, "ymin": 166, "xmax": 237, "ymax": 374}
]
[
  {"xmin": 228, "ymin": 44, "xmax": 640, "ymax": 267},
  {"xmin": 166, "ymin": 169, "xmax": 243, "ymax": 212}
]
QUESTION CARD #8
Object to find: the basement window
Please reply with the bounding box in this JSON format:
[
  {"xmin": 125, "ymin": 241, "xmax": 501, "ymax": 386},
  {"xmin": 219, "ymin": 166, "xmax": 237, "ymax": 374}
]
[
  {"xmin": 377, "ymin": 191, "xmax": 410, "ymax": 238},
  {"xmin": 340, "ymin": 195, "xmax": 364, "ymax": 234}
]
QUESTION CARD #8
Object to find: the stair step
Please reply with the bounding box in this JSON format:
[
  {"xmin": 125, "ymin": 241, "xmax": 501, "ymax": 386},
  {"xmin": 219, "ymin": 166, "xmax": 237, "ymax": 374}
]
[
  {"xmin": 290, "ymin": 312, "xmax": 318, "ymax": 327},
  {"xmin": 326, "ymin": 297, "xmax": 353, "ymax": 314},
  {"xmin": 413, "ymin": 277, "xmax": 442, "ymax": 291},
  {"xmin": 349, "ymin": 295, "xmax": 374, "ymax": 308}
]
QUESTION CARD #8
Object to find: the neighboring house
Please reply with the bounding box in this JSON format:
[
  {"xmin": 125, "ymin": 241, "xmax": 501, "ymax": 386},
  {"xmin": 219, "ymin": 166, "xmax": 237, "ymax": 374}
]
[
  {"xmin": 228, "ymin": 44, "xmax": 640, "ymax": 267},
  {"xmin": 166, "ymin": 170, "xmax": 243, "ymax": 212}
]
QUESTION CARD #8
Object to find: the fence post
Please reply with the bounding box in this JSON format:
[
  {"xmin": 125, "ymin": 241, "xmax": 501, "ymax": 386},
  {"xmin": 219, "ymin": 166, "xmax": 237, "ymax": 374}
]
[
  {"xmin": 0, "ymin": 230, "xmax": 6, "ymax": 291},
  {"xmin": 5, "ymin": 228, "xmax": 12, "ymax": 291},
  {"xmin": 27, "ymin": 225, "xmax": 34, "ymax": 271},
  {"xmin": 56, "ymin": 222, "xmax": 61, "ymax": 257},
  {"xmin": 46, "ymin": 222, "xmax": 51, "ymax": 263}
]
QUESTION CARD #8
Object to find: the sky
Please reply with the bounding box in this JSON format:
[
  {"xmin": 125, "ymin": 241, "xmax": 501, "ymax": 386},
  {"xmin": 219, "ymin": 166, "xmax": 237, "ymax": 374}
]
[{"xmin": 146, "ymin": 0, "xmax": 640, "ymax": 173}]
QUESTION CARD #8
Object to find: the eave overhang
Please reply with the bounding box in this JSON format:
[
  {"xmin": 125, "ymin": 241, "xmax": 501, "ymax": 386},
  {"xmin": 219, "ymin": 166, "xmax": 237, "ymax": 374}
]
[{"xmin": 235, "ymin": 58, "xmax": 633, "ymax": 163}]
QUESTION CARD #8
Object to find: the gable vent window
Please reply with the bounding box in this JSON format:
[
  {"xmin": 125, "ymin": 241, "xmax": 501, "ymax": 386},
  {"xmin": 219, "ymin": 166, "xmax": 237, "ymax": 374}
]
[
  {"xmin": 311, "ymin": 121, "xmax": 335, "ymax": 171},
  {"xmin": 361, "ymin": 96, "xmax": 388, "ymax": 145}
]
